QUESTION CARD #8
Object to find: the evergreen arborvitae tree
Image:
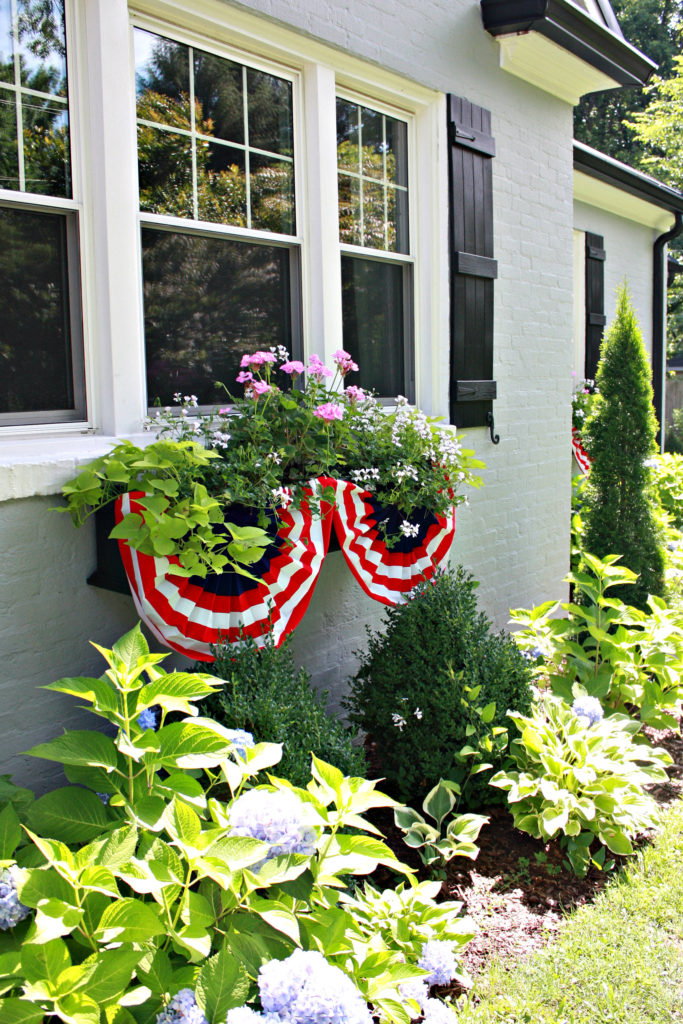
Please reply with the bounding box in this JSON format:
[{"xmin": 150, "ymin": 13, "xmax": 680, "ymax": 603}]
[{"xmin": 581, "ymin": 286, "xmax": 665, "ymax": 609}]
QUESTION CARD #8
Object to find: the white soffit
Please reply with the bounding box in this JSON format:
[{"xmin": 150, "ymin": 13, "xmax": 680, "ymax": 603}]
[
  {"xmin": 497, "ymin": 32, "xmax": 618, "ymax": 104},
  {"xmin": 574, "ymin": 170, "xmax": 676, "ymax": 231}
]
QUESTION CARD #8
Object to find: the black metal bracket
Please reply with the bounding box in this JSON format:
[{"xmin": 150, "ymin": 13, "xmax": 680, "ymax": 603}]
[{"xmin": 485, "ymin": 410, "xmax": 500, "ymax": 445}]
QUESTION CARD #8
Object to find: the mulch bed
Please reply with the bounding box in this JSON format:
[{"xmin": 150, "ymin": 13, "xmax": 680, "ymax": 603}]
[{"xmin": 365, "ymin": 721, "xmax": 683, "ymax": 983}]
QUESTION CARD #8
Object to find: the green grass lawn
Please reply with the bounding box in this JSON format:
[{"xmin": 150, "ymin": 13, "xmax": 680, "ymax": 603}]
[{"xmin": 458, "ymin": 799, "xmax": 683, "ymax": 1024}]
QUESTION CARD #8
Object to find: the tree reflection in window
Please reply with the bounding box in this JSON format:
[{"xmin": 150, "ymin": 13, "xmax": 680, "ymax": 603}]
[
  {"xmin": 135, "ymin": 29, "xmax": 295, "ymax": 235},
  {"xmin": 336, "ymin": 98, "xmax": 408, "ymax": 254},
  {"xmin": 0, "ymin": 0, "xmax": 70, "ymax": 197}
]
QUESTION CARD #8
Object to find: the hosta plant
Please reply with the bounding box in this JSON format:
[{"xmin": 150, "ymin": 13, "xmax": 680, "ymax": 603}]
[
  {"xmin": 490, "ymin": 694, "xmax": 671, "ymax": 877},
  {"xmin": 394, "ymin": 779, "xmax": 489, "ymax": 880},
  {"xmin": 0, "ymin": 624, "xmax": 462, "ymax": 1024},
  {"xmin": 511, "ymin": 551, "xmax": 683, "ymax": 730}
]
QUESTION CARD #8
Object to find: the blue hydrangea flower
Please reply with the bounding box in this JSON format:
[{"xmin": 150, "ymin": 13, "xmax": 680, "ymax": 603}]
[
  {"xmin": 137, "ymin": 706, "xmax": 158, "ymax": 731},
  {"xmin": 228, "ymin": 949, "xmax": 372, "ymax": 1024},
  {"xmin": 0, "ymin": 868, "xmax": 30, "ymax": 930},
  {"xmin": 229, "ymin": 789, "xmax": 317, "ymax": 861},
  {"xmin": 571, "ymin": 695, "xmax": 604, "ymax": 727},
  {"xmin": 225, "ymin": 728, "xmax": 255, "ymax": 760},
  {"xmin": 418, "ymin": 941, "xmax": 458, "ymax": 986},
  {"xmin": 156, "ymin": 988, "xmax": 208, "ymax": 1024},
  {"xmin": 96, "ymin": 792, "xmax": 111, "ymax": 805},
  {"xmin": 522, "ymin": 646, "xmax": 544, "ymax": 662},
  {"xmin": 398, "ymin": 978, "xmax": 429, "ymax": 1012},
  {"xmin": 422, "ymin": 998, "xmax": 458, "ymax": 1024}
]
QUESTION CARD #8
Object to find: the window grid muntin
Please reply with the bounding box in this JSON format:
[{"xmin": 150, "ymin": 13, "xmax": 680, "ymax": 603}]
[
  {"xmin": 0, "ymin": 0, "xmax": 70, "ymax": 197},
  {"xmin": 134, "ymin": 27, "xmax": 295, "ymax": 235}
]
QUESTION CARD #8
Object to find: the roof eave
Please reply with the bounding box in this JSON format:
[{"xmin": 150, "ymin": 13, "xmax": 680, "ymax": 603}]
[
  {"xmin": 574, "ymin": 141, "xmax": 683, "ymax": 214},
  {"xmin": 481, "ymin": 0, "xmax": 657, "ymax": 88}
]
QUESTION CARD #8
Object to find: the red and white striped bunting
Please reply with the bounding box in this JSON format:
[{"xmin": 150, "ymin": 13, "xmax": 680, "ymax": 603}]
[{"xmin": 572, "ymin": 427, "xmax": 592, "ymax": 474}]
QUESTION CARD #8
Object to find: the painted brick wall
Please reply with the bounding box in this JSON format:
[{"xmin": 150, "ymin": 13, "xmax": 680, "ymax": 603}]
[{"xmin": 0, "ymin": 0, "xmax": 576, "ymax": 787}]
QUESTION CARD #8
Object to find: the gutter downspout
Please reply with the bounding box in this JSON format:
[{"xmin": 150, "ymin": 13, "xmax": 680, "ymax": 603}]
[{"xmin": 653, "ymin": 211, "xmax": 683, "ymax": 451}]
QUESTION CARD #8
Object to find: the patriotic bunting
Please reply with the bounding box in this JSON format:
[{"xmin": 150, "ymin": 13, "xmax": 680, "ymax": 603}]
[
  {"xmin": 572, "ymin": 427, "xmax": 592, "ymax": 474},
  {"xmin": 114, "ymin": 487, "xmax": 332, "ymax": 661},
  {"xmin": 320, "ymin": 476, "xmax": 456, "ymax": 606}
]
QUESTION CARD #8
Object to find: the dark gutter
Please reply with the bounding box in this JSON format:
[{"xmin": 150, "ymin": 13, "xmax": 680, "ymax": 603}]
[
  {"xmin": 480, "ymin": 0, "xmax": 656, "ymax": 87},
  {"xmin": 654, "ymin": 213, "xmax": 683, "ymax": 448},
  {"xmin": 574, "ymin": 142, "xmax": 683, "ymax": 214}
]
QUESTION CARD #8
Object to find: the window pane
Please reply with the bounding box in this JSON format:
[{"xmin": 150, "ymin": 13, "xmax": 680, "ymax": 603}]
[
  {"xmin": 135, "ymin": 29, "xmax": 189, "ymax": 117},
  {"xmin": 142, "ymin": 228, "xmax": 293, "ymax": 406},
  {"xmin": 23, "ymin": 96, "xmax": 69, "ymax": 195},
  {"xmin": 247, "ymin": 68, "xmax": 292, "ymax": 156},
  {"xmin": 250, "ymin": 153, "xmax": 294, "ymax": 234},
  {"xmin": 194, "ymin": 49, "xmax": 243, "ymax": 145},
  {"xmin": 337, "ymin": 98, "xmax": 409, "ymax": 254},
  {"xmin": 0, "ymin": 0, "xmax": 12, "ymax": 84},
  {"xmin": 341, "ymin": 255, "xmax": 406, "ymax": 397},
  {"xmin": 197, "ymin": 142, "xmax": 247, "ymax": 225},
  {"xmin": 0, "ymin": 91, "xmax": 18, "ymax": 189},
  {"xmin": 137, "ymin": 125, "xmax": 193, "ymax": 217},
  {"xmin": 16, "ymin": 0, "xmax": 67, "ymax": 93},
  {"xmin": 0, "ymin": 205, "xmax": 80, "ymax": 416}
]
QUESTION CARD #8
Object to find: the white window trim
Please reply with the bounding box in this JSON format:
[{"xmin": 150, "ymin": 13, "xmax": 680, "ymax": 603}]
[{"xmin": 0, "ymin": 0, "xmax": 450, "ymax": 498}]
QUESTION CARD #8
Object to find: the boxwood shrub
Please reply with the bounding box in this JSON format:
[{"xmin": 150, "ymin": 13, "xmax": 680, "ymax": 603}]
[
  {"xmin": 345, "ymin": 568, "xmax": 533, "ymax": 807},
  {"xmin": 197, "ymin": 632, "xmax": 366, "ymax": 787}
]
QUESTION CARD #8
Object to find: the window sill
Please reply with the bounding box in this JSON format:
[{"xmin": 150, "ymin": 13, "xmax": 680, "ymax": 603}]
[{"xmin": 0, "ymin": 432, "xmax": 153, "ymax": 501}]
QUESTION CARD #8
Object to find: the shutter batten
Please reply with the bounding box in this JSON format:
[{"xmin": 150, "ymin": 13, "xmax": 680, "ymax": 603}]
[{"xmin": 448, "ymin": 94, "xmax": 497, "ymax": 430}]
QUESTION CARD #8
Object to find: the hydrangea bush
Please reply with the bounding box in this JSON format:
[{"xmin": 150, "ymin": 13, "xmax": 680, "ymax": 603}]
[
  {"xmin": 0, "ymin": 624, "xmax": 471, "ymax": 1024},
  {"xmin": 511, "ymin": 551, "xmax": 683, "ymax": 730},
  {"xmin": 490, "ymin": 694, "xmax": 671, "ymax": 876},
  {"xmin": 60, "ymin": 349, "xmax": 481, "ymax": 575}
]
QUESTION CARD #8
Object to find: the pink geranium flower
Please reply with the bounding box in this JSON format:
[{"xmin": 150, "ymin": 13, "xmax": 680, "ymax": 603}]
[
  {"xmin": 345, "ymin": 385, "xmax": 366, "ymax": 402},
  {"xmin": 313, "ymin": 402, "xmax": 344, "ymax": 421},
  {"xmin": 241, "ymin": 350, "xmax": 277, "ymax": 367},
  {"xmin": 333, "ymin": 349, "xmax": 359, "ymax": 375},
  {"xmin": 251, "ymin": 380, "xmax": 273, "ymax": 396},
  {"xmin": 236, "ymin": 371, "xmax": 253, "ymax": 384},
  {"xmin": 280, "ymin": 360, "xmax": 306, "ymax": 376},
  {"xmin": 308, "ymin": 354, "xmax": 333, "ymax": 379}
]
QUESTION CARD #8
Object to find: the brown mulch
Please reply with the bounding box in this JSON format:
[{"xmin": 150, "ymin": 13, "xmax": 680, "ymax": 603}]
[{"xmin": 365, "ymin": 722, "xmax": 683, "ymax": 983}]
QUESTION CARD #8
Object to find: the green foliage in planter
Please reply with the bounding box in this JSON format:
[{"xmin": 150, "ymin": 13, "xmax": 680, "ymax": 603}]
[
  {"xmin": 580, "ymin": 286, "xmax": 666, "ymax": 610},
  {"xmin": 0, "ymin": 624, "xmax": 455, "ymax": 1024},
  {"xmin": 490, "ymin": 695, "xmax": 671, "ymax": 877},
  {"xmin": 344, "ymin": 568, "xmax": 533, "ymax": 807},
  {"xmin": 196, "ymin": 633, "xmax": 366, "ymax": 788},
  {"xmin": 511, "ymin": 551, "xmax": 683, "ymax": 730}
]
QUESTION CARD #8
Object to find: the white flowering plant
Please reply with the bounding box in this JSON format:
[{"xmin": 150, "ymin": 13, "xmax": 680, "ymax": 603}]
[
  {"xmin": 572, "ymin": 376, "xmax": 598, "ymax": 433},
  {"xmin": 511, "ymin": 551, "xmax": 683, "ymax": 730},
  {"xmin": 489, "ymin": 693, "xmax": 671, "ymax": 877},
  {"xmin": 60, "ymin": 348, "xmax": 482, "ymax": 575},
  {"xmin": 0, "ymin": 624, "xmax": 466, "ymax": 1024}
]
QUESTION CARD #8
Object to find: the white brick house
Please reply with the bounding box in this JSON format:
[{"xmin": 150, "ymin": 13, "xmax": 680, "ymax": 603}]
[{"xmin": 1, "ymin": 0, "xmax": 681, "ymax": 790}]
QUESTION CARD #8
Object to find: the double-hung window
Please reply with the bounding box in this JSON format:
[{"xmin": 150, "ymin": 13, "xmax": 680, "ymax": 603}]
[
  {"xmin": 134, "ymin": 26, "xmax": 301, "ymax": 408},
  {"xmin": 0, "ymin": 0, "xmax": 84, "ymax": 426},
  {"xmin": 336, "ymin": 96, "xmax": 414, "ymax": 401}
]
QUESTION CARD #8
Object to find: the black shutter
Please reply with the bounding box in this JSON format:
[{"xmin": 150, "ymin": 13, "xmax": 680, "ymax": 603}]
[
  {"xmin": 448, "ymin": 94, "xmax": 497, "ymax": 429},
  {"xmin": 584, "ymin": 231, "xmax": 606, "ymax": 381}
]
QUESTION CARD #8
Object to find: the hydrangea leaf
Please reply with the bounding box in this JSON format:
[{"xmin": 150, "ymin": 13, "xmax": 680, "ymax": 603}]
[
  {"xmin": 54, "ymin": 991, "xmax": 100, "ymax": 1024},
  {"xmin": 95, "ymin": 899, "xmax": 166, "ymax": 944},
  {"xmin": 21, "ymin": 938, "xmax": 71, "ymax": 989},
  {"xmin": 196, "ymin": 946, "xmax": 250, "ymax": 1021},
  {"xmin": 0, "ymin": 999, "xmax": 45, "ymax": 1024},
  {"xmin": 27, "ymin": 788, "xmax": 110, "ymax": 845},
  {"xmin": 155, "ymin": 723, "xmax": 233, "ymax": 769},
  {"xmin": 0, "ymin": 804, "xmax": 22, "ymax": 860}
]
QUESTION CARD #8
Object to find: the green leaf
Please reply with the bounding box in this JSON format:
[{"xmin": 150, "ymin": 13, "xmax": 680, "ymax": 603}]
[
  {"xmin": 81, "ymin": 947, "xmax": 141, "ymax": 1005},
  {"xmin": 166, "ymin": 799, "xmax": 201, "ymax": 849},
  {"xmin": 97, "ymin": 826, "xmax": 139, "ymax": 869},
  {"xmin": 24, "ymin": 732, "xmax": 118, "ymax": 771},
  {"xmin": 310, "ymin": 755, "xmax": 344, "ymax": 795},
  {"xmin": 30, "ymin": 898, "xmax": 84, "ymax": 943},
  {"xmin": 196, "ymin": 946, "xmax": 250, "ymax": 1022},
  {"xmin": 28, "ymin": 788, "xmax": 110, "ymax": 844},
  {"xmin": 43, "ymin": 677, "xmax": 119, "ymax": 717},
  {"xmin": 137, "ymin": 948, "xmax": 172, "ymax": 995},
  {"xmin": 599, "ymin": 828, "xmax": 634, "ymax": 857},
  {"xmin": 0, "ymin": 999, "xmax": 45, "ymax": 1023},
  {"xmin": 95, "ymin": 899, "xmax": 166, "ymax": 944},
  {"xmin": 55, "ymin": 991, "xmax": 100, "ymax": 1024},
  {"xmin": 137, "ymin": 674, "xmax": 218, "ymax": 716},
  {"xmin": 112, "ymin": 624, "xmax": 150, "ymax": 670},
  {"xmin": 0, "ymin": 803, "xmax": 22, "ymax": 859},
  {"xmin": 422, "ymin": 781, "xmax": 455, "ymax": 829},
  {"xmin": 480, "ymin": 702, "xmax": 496, "ymax": 724},
  {"xmin": 21, "ymin": 938, "xmax": 71, "ymax": 988},
  {"xmin": 156, "ymin": 723, "xmax": 232, "ymax": 769}
]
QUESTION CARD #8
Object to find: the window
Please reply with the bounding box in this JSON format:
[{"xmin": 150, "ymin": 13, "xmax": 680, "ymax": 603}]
[
  {"xmin": 0, "ymin": 0, "xmax": 84, "ymax": 425},
  {"xmin": 134, "ymin": 27, "xmax": 301, "ymax": 408},
  {"xmin": 336, "ymin": 96, "xmax": 414, "ymax": 400}
]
